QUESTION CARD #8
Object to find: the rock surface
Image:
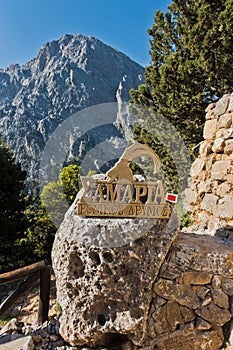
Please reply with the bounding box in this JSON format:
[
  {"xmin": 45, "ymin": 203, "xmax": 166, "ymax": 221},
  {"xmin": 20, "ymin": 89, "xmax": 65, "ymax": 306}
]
[
  {"xmin": 52, "ymin": 193, "xmax": 179, "ymax": 347},
  {"xmin": 0, "ymin": 34, "xmax": 144, "ymax": 181},
  {"xmin": 0, "ymin": 335, "xmax": 34, "ymax": 350},
  {"xmin": 141, "ymin": 232, "xmax": 233, "ymax": 350},
  {"xmin": 0, "ymin": 317, "xmax": 64, "ymax": 350},
  {"xmin": 52, "ymin": 210, "xmax": 233, "ymax": 350},
  {"xmin": 2, "ymin": 229, "xmax": 233, "ymax": 349},
  {"xmin": 185, "ymin": 93, "xmax": 233, "ymax": 234}
]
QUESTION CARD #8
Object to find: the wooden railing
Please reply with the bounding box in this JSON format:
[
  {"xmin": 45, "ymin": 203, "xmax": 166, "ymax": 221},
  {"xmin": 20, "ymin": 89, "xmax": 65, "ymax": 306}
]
[{"xmin": 0, "ymin": 261, "xmax": 51, "ymax": 324}]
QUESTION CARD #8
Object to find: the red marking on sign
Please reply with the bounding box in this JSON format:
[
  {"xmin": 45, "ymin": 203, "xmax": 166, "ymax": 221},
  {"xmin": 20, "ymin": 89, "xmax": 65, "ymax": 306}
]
[{"xmin": 166, "ymin": 193, "xmax": 178, "ymax": 203}]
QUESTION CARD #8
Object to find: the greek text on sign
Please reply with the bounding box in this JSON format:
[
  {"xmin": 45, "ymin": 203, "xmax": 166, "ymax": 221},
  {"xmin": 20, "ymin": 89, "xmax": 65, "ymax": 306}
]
[{"xmin": 77, "ymin": 143, "xmax": 171, "ymax": 218}]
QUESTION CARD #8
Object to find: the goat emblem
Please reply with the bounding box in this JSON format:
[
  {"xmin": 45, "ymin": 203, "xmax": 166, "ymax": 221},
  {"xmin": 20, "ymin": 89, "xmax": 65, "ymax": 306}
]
[{"xmin": 106, "ymin": 142, "xmax": 160, "ymax": 183}]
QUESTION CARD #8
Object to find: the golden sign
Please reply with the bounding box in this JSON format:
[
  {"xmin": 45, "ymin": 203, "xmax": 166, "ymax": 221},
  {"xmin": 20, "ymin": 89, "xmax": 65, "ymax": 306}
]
[{"xmin": 77, "ymin": 143, "xmax": 171, "ymax": 219}]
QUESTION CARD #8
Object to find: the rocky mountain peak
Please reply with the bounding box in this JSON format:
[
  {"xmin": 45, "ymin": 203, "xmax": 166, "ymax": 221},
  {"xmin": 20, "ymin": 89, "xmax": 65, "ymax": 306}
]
[{"xmin": 0, "ymin": 34, "xmax": 144, "ymax": 184}]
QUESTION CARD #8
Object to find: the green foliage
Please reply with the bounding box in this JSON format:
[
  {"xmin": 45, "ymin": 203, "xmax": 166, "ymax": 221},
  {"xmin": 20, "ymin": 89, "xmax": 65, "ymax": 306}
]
[
  {"xmin": 130, "ymin": 161, "xmax": 144, "ymax": 176},
  {"xmin": 40, "ymin": 181, "xmax": 68, "ymax": 226},
  {"xmin": 0, "ymin": 141, "xmax": 31, "ymax": 272},
  {"xmin": 40, "ymin": 164, "xmax": 81, "ymax": 227},
  {"xmin": 180, "ymin": 211, "xmax": 192, "ymax": 229},
  {"xmin": 54, "ymin": 301, "xmax": 62, "ymax": 316},
  {"xmin": 0, "ymin": 313, "xmax": 15, "ymax": 326},
  {"xmin": 132, "ymin": 125, "xmax": 179, "ymax": 192},
  {"xmin": 130, "ymin": 0, "xmax": 233, "ymax": 195},
  {"xmin": 25, "ymin": 204, "xmax": 57, "ymax": 262},
  {"xmin": 87, "ymin": 169, "xmax": 96, "ymax": 176},
  {"xmin": 176, "ymin": 199, "xmax": 193, "ymax": 229},
  {"xmin": 23, "ymin": 164, "xmax": 82, "ymax": 264},
  {"xmin": 0, "ymin": 150, "xmax": 82, "ymax": 270},
  {"xmin": 59, "ymin": 164, "xmax": 81, "ymax": 205}
]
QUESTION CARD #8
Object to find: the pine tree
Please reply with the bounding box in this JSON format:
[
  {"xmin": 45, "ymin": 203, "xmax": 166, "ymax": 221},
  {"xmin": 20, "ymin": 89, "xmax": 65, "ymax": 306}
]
[
  {"xmin": 0, "ymin": 141, "xmax": 30, "ymax": 272},
  {"xmin": 130, "ymin": 0, "xmax": 233, "ymax": 191},
  {"xmin": 130, "ymin": 0, "xmax": 233, "ymax": 150}
]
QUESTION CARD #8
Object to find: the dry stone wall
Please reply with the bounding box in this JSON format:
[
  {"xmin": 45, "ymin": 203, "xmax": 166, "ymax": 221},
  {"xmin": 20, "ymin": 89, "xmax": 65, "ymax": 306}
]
[
  {"xmin": 143, "ymin": 232, "xmax": 233, "ymax": 350},
  {"xmin": 185, "ymin": 93, "xmax": 233, "ymax": 234}
]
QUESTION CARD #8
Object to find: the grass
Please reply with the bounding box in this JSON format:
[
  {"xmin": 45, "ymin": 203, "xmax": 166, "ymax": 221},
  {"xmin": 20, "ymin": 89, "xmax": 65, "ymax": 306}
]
[
  {"xmin": 0, "ymin": 312, "xmax": 16, "ymax": 327},
  {"xmin": 54, "ymin": 301, "xmax": 62, "ymax": 316},
  {"xmin": 175, "ymin": 197, "xmax": 193, "ymax": 229}
]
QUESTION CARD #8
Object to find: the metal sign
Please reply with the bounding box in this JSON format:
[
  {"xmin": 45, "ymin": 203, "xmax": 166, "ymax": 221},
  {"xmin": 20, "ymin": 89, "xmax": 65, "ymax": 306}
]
[{"xmin": 77, "ymin": 143, "xmax": 171, "ymax": 219}]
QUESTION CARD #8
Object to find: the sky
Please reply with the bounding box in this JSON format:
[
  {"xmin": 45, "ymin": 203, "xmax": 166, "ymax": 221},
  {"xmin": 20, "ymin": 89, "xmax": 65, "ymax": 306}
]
[{"xmin": 0, "ymin": 0, "xmax": 171, "ymax": 69}]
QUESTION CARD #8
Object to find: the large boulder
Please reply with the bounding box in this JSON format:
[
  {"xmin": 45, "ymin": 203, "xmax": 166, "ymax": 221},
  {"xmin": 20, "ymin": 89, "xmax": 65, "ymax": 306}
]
[{"xmin": 52, "ymin": 193, "xmax": 178, "ymax": 347}]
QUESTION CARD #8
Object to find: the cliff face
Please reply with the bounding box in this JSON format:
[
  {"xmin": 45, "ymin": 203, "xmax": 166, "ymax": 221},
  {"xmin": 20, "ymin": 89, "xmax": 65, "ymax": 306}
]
[{"xmin": 0, "ymin": 34, "xmax": 144, "ymax": 180}]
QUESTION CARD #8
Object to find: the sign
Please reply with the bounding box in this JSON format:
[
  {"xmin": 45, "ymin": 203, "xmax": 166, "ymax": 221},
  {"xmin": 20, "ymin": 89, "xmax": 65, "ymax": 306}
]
[
  {"xmin": 77, "ymin": 143, "xmax": 172, "ymax": 219},
  {"xmin": 166, "ymin": 193, "xmax": 178, "ymax": 204}
]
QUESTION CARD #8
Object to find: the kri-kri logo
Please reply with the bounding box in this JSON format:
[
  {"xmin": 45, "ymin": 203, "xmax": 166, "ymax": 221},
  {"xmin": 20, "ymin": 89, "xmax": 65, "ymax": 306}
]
[{"xmin": 77, "ymin": 142, "xmax": 178, "ymax": 219}]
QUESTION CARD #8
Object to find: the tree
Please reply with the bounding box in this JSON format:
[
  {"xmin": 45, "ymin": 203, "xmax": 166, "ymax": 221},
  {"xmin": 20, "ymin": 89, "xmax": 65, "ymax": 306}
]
[
  {"xmin": 59, "ymin": 164, "xmax": 81, "ymax": 205},
  {"xmin": 25, "ymin": 164, "xmax": 82, "ymax": 262},
  {"xmin": 0, "ymin": 141, "xmax": 30, "ymax": 272},
  {"xmin": 130, "ymin": 0, "xmax": 233, "ymax": 151},
  {"xmin": 25, "ymin": 204, "xmax": 57, "ymax": 262},
  {"xmin": 0, "ymin": 151, "xmax": 82, "ymax": 271},
  {"xmin": 40, "ymin": 164, "xmax": 81, "ymax": 226},
  {"xmin": 40, "ymin": 181, "xmax": 68, "ymax": 227}
]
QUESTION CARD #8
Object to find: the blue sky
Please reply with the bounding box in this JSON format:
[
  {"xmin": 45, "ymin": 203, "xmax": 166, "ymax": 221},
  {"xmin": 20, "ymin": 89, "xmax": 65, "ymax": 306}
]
[{"xmin": 0, "ymin": 0, "xmax": 170, "ymax": 69}]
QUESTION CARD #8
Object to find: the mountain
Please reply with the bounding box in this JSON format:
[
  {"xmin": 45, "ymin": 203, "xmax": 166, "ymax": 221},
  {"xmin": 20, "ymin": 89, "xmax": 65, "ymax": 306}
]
[{"xmin": 0, "ymin": 34, "xmax": 144, "ymax": 185}]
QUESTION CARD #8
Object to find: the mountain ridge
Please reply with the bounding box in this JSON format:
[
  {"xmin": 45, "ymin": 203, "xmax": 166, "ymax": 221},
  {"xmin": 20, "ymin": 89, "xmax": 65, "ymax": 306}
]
[{"xmin": 0, "ymin": 34, "xmax": 144, "ymax": 183}]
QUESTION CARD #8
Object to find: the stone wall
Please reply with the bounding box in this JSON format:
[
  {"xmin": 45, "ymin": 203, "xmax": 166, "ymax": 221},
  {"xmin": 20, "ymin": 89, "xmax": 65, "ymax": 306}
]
[
  {"xmin": 185, "ymin": 93, "xmax": 233, "ymax": 234},
  {"xmin": 143, "ymin": 232, "xmax": 233, "ymax": 350}
]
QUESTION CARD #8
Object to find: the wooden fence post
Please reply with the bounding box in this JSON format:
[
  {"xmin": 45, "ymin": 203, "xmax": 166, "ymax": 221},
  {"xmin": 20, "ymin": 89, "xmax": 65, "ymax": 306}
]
[
  {"xmin": 0, "ymin": 261, "xmax": 51, "ymax": 324},
  {"xmin": 38, "ymin": 265, "xmax": 51, "ymax": 325},
  {"xmin": 0, "ymin": 272, "xmax": 40, "ymax": 318}
]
